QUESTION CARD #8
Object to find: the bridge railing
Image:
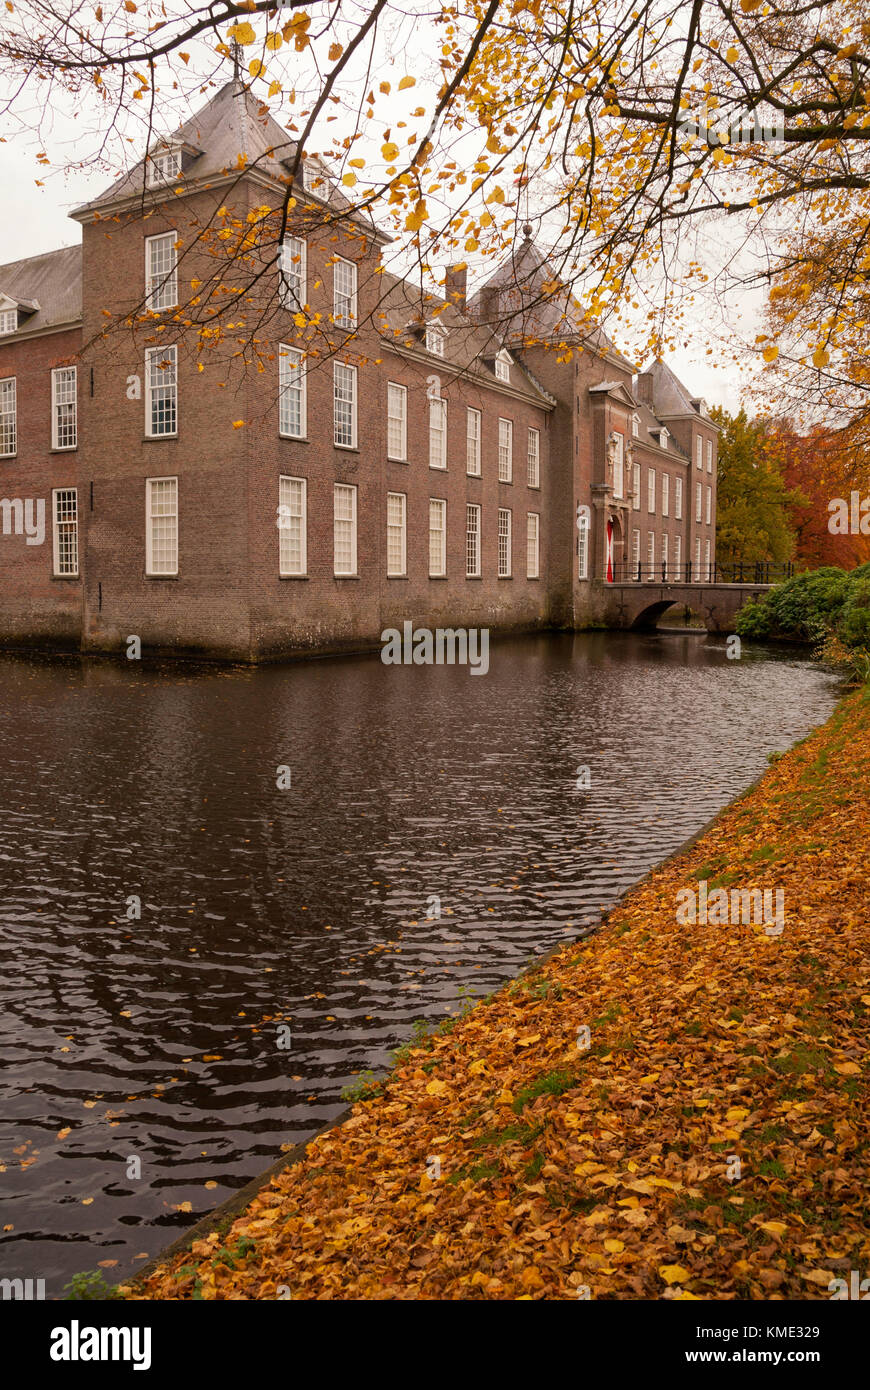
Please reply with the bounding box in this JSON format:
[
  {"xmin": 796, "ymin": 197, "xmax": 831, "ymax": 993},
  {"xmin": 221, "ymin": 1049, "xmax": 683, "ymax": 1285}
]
[{"xmin": 610, "ymin": 561, "xmax": 795, "ymax": 585}]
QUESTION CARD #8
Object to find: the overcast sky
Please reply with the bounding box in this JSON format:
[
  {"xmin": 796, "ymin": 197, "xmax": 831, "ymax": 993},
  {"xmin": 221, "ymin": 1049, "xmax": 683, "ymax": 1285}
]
[{"xmin": 0, "ymin": 5, "xmax": 759, "ymax": 416}]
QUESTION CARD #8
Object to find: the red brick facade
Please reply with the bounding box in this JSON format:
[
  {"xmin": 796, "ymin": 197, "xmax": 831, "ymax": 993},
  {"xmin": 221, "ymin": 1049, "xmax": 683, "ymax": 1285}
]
[{"xmin": 0, "ymin": 81, "xmax": 717, "ymax": 662}]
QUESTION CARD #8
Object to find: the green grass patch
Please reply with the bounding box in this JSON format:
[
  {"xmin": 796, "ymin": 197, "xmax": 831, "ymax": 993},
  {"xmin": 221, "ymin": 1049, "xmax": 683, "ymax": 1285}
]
[{"xmin": 512, "ymin": 1068, "xmax": 577, "ymax": 1114}]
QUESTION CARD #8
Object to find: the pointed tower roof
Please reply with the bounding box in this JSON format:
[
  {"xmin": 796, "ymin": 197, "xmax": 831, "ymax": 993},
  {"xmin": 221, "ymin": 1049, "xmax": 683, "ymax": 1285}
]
[
  {"xmin": 468, "ymin": 224, "xmax": 635, "ymax": 369},
  {"xmin": 70, "ymin": 79, "xmax": 380, "ymax": 235},
  {"xmin": 635, "ymin": 359, "xmax": 718, "ymax": 428},
  {"xmin": 479, "ymin": 225, "xmax": 550, "ymax": 294}
]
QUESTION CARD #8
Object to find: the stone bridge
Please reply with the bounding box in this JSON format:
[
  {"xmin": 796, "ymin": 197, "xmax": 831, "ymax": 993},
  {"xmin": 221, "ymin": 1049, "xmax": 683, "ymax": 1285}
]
[{"xmin": 603, "ymin": 582, "xmax": 773, "ymax": 633}]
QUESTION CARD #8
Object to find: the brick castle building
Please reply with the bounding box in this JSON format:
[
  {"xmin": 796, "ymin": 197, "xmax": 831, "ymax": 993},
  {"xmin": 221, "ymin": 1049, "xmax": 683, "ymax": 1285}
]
[{"xmin": 0, "ymin": 79, "xmax": 718, "ymax": 662}]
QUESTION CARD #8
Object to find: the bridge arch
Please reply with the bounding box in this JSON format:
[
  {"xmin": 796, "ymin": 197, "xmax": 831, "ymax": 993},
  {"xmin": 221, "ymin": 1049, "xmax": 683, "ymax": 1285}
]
[
  {"xmin": 602, "ymin": 582, "xmax": 773, "ymax": 633},
  {"xmin": 629, "ymin": 598, "xmax": 687, "ymax": 631}
]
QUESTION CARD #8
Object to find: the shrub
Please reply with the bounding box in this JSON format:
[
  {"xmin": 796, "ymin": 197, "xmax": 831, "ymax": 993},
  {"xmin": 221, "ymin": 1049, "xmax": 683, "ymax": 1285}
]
[
  {"xmin": 62, "ymin": 1269, "xmax": 122, "ymax": 1300},
  {"xmin": 840, "ymin": 578, "xmax": 870, "ymax": 648},
  {"xmin": 736, "ymin": 564, "xmax": 869, "ymax": 667}
]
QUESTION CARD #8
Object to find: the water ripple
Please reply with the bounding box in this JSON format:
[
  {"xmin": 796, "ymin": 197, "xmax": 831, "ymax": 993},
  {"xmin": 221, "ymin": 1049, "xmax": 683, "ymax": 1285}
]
[{"xmin": 0, "ymin": 631, "xmax": 839, "ymax": 1288}]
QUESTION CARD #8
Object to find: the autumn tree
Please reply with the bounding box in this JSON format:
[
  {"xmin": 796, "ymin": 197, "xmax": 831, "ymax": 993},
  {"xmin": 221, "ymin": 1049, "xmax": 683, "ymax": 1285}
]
[
  {"xmin": 768, "ymin": 420, "xmax": 870, "ymax": 569},
  {"xmin": 712, "ymin": 406, "xmax": 797, "ymax": 566},
  {"xmin": 2, "ymin": 0, "xmax": 870, "ymax": 399}
]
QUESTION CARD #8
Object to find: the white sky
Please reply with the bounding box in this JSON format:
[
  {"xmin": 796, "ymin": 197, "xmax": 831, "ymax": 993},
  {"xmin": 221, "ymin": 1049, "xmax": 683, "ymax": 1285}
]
[{"xmin": 0, "ymin": 4, "xmax": 762, "ymax": 415}]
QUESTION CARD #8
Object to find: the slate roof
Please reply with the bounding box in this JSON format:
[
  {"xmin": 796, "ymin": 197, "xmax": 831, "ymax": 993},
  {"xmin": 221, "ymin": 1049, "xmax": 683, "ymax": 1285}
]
[
  {"xmin": 375, "ymin": 269, "xmax": 553, "ymax": 406},
  {"xmin": 468, "ymin": 227, "xmax": 635, "ymax": 370},
  {"xmin": 71, "ymin": 79, "xmax": 376, "ymax": 233},
  {"xmin": 631, "ymin": 398, "xmax": 689, "ymax": 459},
  {"xmin": 0, "ymin": 245, "xmax": 82, "ymax": 334},
  {"xmin": 636, "ymin": 359, "xmax": 717, "ymax": 428}
]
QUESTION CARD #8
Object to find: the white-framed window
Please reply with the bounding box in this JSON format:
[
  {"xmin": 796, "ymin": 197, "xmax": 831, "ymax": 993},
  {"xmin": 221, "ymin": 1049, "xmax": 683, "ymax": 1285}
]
[
  {"xmin": 705, "ymin": 537, "xmax": 712, "ymax": 581},
  {"xmin": 51, "ymin": 366, "xmax": 77, "ymax": 450},
  {"xmin": 466, "ymin": 407, "xmax": 481, "ymax": 476},
  {"xmin": 386, "ymin": 491, "xmax": 407, "ymax": 576},
  {"xmin": 145, "ymin": 232, "xmax": 178, "ymax": 311},
  {"xmin": 647, "ymin": 531, "xmax": 655, "ymax": 574},
  {"xmin": 632, "ymin": 462, "xmax": 640, "ymax": 510},
  {"xmin": 577, "ymin": 508, "xmax": 589, "ymax": 580},
  {"xmin": 145, "ymin": 345, "xmax": 177, "ymax": 437},
  {"xmin": 147, "ymin": 146, "xmax": 181, "ymax": 187},
  {"xmin": 52, "ymin": 488, "xmax": 78, "ymax": 576},
  {"xmin": 694, "ymin": 536, "xmax": 701, "ymax": 577},
  {"xmin": 498, "ymin": 418, "xmax": 513, "ymax": 482},
  {"xmin": 632, "ymin": 413, "xmax": 640, "ymax": 438},
  {"xmin": 498, "ymin": 508, "xmax": 512, "ymax": 576},
  {"xmin": 278, "ymin": 475, "xmax": 307, "ymax": 576},
  {"xmin": 674, "ymin": 534, "xmax": 681, "ymax": 578},
  {"xmin": 0, "ymin": 308, "xmax": 17, "ymax": 336},
  {"xmin": 429, "ymin": 394, "xmax": 447, "ymax": 470},
  {"xmin": 661, "ymin": 531, "xmax": 669, "ymax": 579},
  {"xmin": 706, "ymin": 439, "xmax": 713, "ymax": 473},
  {"xmin": 279, "ymin": 345, "xmax": 306, "ymax": 439},
  {"xmin": 333, "ymin": 257, "xmax": 357, "ymax": 329},
  {"xmin": 705, "ymin": 485, "xmax": 712, "ymax": 525},
  {"xmin": 659, "ymin": 428, "xmax": 668, "ymax": 451},
  {"xmin": 0, "ymin": 376, "xmax": 16, "ymax": 456},
  {"xmin": 527, "ymin": 428, "xmax": 540, "ymax": 488},
  {"xmin": 333, "ymin": 482, "xmax": 357, "ymax": 575},
  {"xmin": 387, "ymin": 383, "xmax": 407, "ymax": 461},
  {"xmin": 334, "ymin": 362, "xmax": 357, "ymax": 448},
  {"xmin": 675, "ymin": 477, "xmax": 683, "ymax": 520},
  {"xmin": 527, "ymin": 512, "xmax": 539, "ymax": 578},
  {"xmin": 631, "ymin": 527, "xmax": 640, "ymax": 578},
  {"xmin": 279, "ymin": 236, "xmax": 307, "ymax": 310},
  {"xmin": 302, "ymin": 160, "xmax": 318, "ymax": 193},
  {"xmin": 695, "ymin": 481, "xmax": 702, "ymax": 522},
  {"xmin": 647, "ymin": 467, "xmax": 656, "ymax": 513},
  {"xmin": 429, "ymin": 498, "xmax": 446, "ymax": 577},
  {"xmin": 466, "ymin": 502, "xmax": 481, "ymax": 577},
  {"xmin": 611, "ymin": 432, "xmax": 624, "ymax": 497},
  {"xmin": 495, "ymin": 349, "xmax": 511, "ymax": 382},
  {"xmin": 425, "ymin": 324, "xmax": 446, "ymax": 357},
  {"xmin": 661, "ymin": 472, "xmax": 669, "ymax": 518},
  {"xmin": 696, "ymin": 436, "xmax": 703, "ymax": 469},
  {"xmin": 145, "ymin": 476, "xmax": 178, "ymax": 576}
]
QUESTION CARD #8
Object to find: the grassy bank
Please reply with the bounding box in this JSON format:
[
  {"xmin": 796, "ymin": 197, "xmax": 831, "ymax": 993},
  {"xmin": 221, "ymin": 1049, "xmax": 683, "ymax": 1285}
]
[{"xmin": 125, "ymin": 688, "xmax": 870, "ymax": 1301}]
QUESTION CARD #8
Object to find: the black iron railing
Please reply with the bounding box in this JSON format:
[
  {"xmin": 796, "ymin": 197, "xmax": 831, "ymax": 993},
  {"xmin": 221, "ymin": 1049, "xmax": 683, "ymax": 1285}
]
[{"xmin": 610, "ymin": 561, "xmax": 795, "ymax": 585}]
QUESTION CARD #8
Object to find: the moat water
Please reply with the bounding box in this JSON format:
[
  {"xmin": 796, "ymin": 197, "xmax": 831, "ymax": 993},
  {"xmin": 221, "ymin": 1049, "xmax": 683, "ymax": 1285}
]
[{"xmin": 0, "ymin": 631, "xmax": 840, "ymax": 1289}]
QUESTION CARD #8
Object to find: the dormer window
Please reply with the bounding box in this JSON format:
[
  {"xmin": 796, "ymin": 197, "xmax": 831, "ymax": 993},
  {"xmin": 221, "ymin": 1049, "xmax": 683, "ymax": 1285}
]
[
  {"xmin": 0, "ymin": 308, "xmax": 17, "ymax": 336},
  {"xmin": 653, "ymin": 426, "xmax": 669, "ymax": 450},
  {"xmin": 147, "ymin": 145, "xmax": 181, "ymax": 188},
  {"xmin": 303, "ymin": 160, "xmax": 323, "ymax": 194},
  {"xmin": 632, "ymin": 413, "xmax": 640, "ymax": 439},
  {"xmin": 495, "ymin": 349, "xmax": 512, "ymax": 383},
  {"xmin": 425, "ymin": 324, "xmax": 446, "ymax": 357}
]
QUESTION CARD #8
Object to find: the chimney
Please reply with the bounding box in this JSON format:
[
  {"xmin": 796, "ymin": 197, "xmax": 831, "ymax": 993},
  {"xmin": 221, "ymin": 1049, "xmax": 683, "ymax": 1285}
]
[
  {"xmin": 444, "ymin": 265, "xmax": 467, "ymax": 314},
  {"xmin": 479, "ymin": 285, "xmax": 500, "ymax": 326},
  {"xmin": 634, "ymin": 372, "xmax": 654, "ymax": 408}
]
